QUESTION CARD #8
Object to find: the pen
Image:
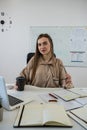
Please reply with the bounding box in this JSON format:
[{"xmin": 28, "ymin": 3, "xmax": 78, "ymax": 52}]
[
  {"xmin": 48, "ymin": 100, "xmax": 57, "ymax": 102},
  {"xmin": 49, "ymin": 93, "xmax": 58, "ymax": 99}
]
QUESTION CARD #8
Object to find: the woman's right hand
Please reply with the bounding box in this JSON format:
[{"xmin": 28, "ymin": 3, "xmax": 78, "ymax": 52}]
[{"xmin": 65, "ymin": 73, "xmax": 74, "ymax": 89}]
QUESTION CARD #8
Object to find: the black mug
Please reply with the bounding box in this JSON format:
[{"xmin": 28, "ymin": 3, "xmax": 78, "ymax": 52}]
[{"xmin": 16, "ymin": 76, "xmax": 26, "ymax": 91}]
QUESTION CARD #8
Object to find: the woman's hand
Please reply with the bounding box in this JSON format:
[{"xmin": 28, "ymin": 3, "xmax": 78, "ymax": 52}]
[
  {"xmin": 65, "ymin": 73, "xmax": 74, "ymax": 89},
  {"xmin": 65, "ymin": 73, "xmax": 72, "ymax": 84}
]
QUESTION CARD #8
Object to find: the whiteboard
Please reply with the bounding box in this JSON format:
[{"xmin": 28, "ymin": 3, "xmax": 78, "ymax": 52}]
[{"xmin": 30, "ymin": 26, "xmax": 87, "ymax": 67}]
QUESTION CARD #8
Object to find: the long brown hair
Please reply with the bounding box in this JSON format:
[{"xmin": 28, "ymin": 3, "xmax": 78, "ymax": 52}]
[{"xmin": 31, "ymin": 33, "xmax": 54, "ymax": 84}]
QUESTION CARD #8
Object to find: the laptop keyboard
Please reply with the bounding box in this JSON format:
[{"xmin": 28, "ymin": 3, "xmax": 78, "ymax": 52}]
[{"xmin": 8, "ymin": 95, "xmax": 23, "ymax": 106}]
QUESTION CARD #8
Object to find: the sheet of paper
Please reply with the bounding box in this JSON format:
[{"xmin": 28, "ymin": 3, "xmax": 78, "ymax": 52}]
[
  {"xmin": 75, "ymin": 97, "xmax": 87, "ymax": 105},
  {"xmin": 57, "ymin": 98, "xmax": 82, "ymax": 111},
  {"xmin": 38, "ymin": 93, "xmax": 58, "ymax": 103},
  {"xmin": 38, "ymin": 93, "xmax": 82, "ymax": 111}
]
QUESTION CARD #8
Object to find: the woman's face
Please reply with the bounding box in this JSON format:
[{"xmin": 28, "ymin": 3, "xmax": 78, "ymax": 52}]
[{"xmin": 37, "ymin": 37, "xmax": 51, "ymax": 55}]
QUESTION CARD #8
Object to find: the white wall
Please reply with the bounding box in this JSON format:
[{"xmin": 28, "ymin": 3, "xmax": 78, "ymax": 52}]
[{"xmin": 0, "ymin": 0, "xmax": 87, "ymax": 87}]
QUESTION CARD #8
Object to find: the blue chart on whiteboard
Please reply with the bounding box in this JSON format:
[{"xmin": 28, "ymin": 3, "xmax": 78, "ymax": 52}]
[{"xmin": 30, "ymin": 26, "xmax": 87, "ymax": 67}]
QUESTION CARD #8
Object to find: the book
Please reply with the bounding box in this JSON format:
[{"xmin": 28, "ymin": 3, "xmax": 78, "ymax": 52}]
[
  {"xmin": 53, "ymin": 89, "xmax": 80, "ymax": 101},
  {"xmin": 70, "ymin": 105, "xmax": 87, "ymax": 123},
  {"xmin": 13, "ymin": 103, "xmax": 72, "ymax": 127},
  {"xmin": 67, "ymin": 105, "xmax": 87, "ymax": 129},
  {"xmin": 68, "ymin": 88, "xmax": 87, "ymax": 97}
]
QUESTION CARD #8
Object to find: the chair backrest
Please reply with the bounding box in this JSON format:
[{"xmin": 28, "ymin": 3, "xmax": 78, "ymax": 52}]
[
  {"xmin": 27, "ymin": 52, "xmax": 35, "ymax": 64},
  {"xmin": 26, "ymin": 52, "xmax": 56, "ymax": 64}
]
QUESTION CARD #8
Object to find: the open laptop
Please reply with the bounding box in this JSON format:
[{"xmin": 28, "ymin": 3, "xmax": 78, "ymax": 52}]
[{"xmin": 0, "ymin": 76, "xmax": 33, "ymax": 111}]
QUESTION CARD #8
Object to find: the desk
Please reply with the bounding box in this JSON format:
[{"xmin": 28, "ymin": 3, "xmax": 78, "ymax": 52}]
[{"xmin": 0, "ymin": 85, "xmax": 86, "ymax": 130}]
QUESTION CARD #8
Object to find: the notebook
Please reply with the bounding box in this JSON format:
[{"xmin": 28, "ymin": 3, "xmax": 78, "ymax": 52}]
[
  {"xmin": 68, "ymin": 88, "xmax": 87, "ymax": 97},
  {"xmin": 53, "ymin": 89, "xmax": 80, "ymax": 101},
  {"xmin": 70, "ymin": 105, "xmax": 87, "ymax": 123},
  {"xmin": 13, "ymin": 103, "xmax": 73, "ymax": 127},
  {"xmin": 0, "ymin": 76, "xmax": 33, "ymax": 111},
  {"xmin": 67, "ymin": 105, "xmax": 87, "ymax": 129}
]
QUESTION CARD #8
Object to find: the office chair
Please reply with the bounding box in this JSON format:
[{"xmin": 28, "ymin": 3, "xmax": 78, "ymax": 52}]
[
  {"xmin": 26, "ymin": 53, "xmax": 56, "ymax": 64},
  {"xmin": 27, "ymin": 52, "xmax": 35, "ymax": 64}
]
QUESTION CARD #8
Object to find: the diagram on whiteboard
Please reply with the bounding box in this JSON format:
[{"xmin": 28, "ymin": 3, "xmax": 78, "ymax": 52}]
[{"xmin": 30, "ymin": 26, "xmax": 87, "ymax": 67}]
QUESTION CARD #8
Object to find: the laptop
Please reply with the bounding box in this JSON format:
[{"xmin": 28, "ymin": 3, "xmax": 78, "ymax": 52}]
[{"xmin": 0, "ymin": 76, "xmax": 33, "ymax": 111}]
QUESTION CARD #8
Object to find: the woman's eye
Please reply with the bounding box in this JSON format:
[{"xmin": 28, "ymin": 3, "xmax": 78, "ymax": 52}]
[
  {"xmin": 38, "ymin": 41, "xmax": 48, "ymax": 46},
  {"xmin": 38, "ymin": 43, "xmax": 41, "ymax": 46},
  {"xmin": 43, "ymin": 42, "xmax": 48, "ymax": 45}
]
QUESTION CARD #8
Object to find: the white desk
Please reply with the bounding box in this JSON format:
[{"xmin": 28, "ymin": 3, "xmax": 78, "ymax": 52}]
[{"xmin": 0, "ymin": 85, "xmax": 86, "ymax": 130}]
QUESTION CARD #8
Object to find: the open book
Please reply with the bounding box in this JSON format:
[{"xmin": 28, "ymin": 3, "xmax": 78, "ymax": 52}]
[
  {"xmin": 53, "ymin": 89, "xmax": 80, "ymax": 101},
  {"xmin": 70, "ymin": 105, "xmax": 87, "ymax": 123},
  {"xmin": 68, "ymin": 88, "xmax": 87, "ymax": 97},
  {"xmin": 67, "ymin": 105, "xmax": 87, "ymax": 129},
  {"xmin": 13, "ymin": 103, "xmax": 72, "ymax": 127}
]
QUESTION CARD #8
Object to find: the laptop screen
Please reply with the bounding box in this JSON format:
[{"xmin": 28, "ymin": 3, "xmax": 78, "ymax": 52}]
[{"xmin": 0, "ymin": 76, "xmax": 23, "ymax": 110}]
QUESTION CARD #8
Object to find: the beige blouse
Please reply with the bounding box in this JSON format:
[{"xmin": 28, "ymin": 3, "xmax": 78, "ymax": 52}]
[{"xmin": 20, "ymin": 56, "xmax": 67, "ymax": 88}]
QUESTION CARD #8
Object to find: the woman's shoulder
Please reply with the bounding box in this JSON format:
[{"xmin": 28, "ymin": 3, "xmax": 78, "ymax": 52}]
[
  {"xmin": 54, "ymin": 57, "xmax": 63, "ymax": 64},
  {"xmin": 27, "ymin": 56, "xmax": 34, "ymax": 68}
]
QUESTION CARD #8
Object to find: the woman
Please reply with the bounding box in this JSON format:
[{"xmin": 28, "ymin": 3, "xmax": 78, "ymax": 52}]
[{"xmin": 17, "ymin": 33, "xmax": 73, "ymax": 88}]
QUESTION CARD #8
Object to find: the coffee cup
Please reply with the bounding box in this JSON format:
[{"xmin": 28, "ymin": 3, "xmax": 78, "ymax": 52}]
[{"xmin": 16, "ymin": 76, "xmax": 26, "ymax": 91}]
